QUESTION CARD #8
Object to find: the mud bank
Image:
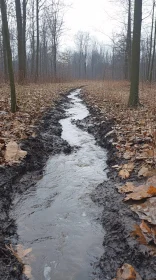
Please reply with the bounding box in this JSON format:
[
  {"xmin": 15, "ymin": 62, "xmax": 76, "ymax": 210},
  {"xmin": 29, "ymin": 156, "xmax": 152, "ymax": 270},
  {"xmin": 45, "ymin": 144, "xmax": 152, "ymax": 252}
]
[
  {"xmin": 0, "ymin": 92, "xmax": 74, "ymax": 280},
  {"xmin": 77, "ymin": 93, "xmax": 156, "ymax": 280}
]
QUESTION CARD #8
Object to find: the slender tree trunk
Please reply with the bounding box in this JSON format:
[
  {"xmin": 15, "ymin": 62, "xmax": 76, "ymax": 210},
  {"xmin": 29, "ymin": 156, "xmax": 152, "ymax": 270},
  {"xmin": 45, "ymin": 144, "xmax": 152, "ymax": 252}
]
[
  {"xmin": 23, "ymin": 0, "xmax": 27, "ymax": 78},
  {"xmin": 0, "ymin": 0, "xmax": 16, "ymax": 112},
  {"xmin": 147, "ymin": 0, "xmax": 155, "ymax": 80},
  {"xmin": 149, "ymin": 19, "xmax": 156, "ymax": 83},
  {"xmin": 35, "ymin": 0, "xmax": 39, "ymax": 81},
  {"xmin": 52, "ymin": 42, "xmax": 57, "ymax": 80},
  {"xmin": 15, "ymin": 0, "xmax": 25, "ymax": 83},
  {"xmin": 128, "ymin": 0, "xmax": 142, "ymax": 107},
  {"xmin": 2, "ymin": 23, "xmax": 8, "ymax": 81},
  {"xmin": 125, "ymin": 0, "xmax": 132, "ymax": 80}
]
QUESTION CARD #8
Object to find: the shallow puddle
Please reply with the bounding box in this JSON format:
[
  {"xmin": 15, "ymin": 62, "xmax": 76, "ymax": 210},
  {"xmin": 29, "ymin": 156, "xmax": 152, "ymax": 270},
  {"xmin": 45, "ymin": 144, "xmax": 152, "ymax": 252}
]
[{"xmin": 11, "ymin": 89, "xmax": 107, "ymax": 280}]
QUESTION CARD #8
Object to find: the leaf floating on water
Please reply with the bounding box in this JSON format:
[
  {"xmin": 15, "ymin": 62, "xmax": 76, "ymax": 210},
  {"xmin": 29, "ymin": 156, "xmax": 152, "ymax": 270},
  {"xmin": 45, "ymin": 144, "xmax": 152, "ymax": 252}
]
[
  {"xmin": 114, "ymin": 263, "xmax": 142, "ymax": 280},
  {"xmin": 23, "ymin": 265, "xmax": 32, "ymax": 279},
  {"xmin": 4, "ymin": 140, "xmax": 27, "ymax": 164},
  {"xmin": 16, "ymin": 244, "xmax": 32, "ymax": 258},
  {"xmin": 5, "ymin": 244, "xmax": 32, "ymax": 263}
]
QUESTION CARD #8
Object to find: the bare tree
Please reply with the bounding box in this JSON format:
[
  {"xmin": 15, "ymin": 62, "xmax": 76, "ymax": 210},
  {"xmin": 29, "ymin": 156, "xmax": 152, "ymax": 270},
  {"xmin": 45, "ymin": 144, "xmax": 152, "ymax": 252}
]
[
  {"xmin": 15, "ymin": 0, "xmax": 25, "ymax": 83},
  {"xmin": 128, "ymin": 0, "xmax": 142, "ymax": 107},
  {"xmin": 0, "ymin": 0, "xmax": 16, "ymax": 112}
]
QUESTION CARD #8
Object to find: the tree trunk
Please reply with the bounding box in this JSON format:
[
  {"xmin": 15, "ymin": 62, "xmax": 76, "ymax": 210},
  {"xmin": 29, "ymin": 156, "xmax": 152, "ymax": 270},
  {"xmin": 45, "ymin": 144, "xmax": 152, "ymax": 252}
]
[
  {"xmin": 128, "ymin": 0, "xmax": 142, "ymax": 107},
  {"xmin": 23, "ymin": 0, "xmax": 27, "ymax": 78},
  {"xmin": 15, "ymin": 0, "xmax": 25, "ymax": 83},
  {"xmin": 149, "ymin": 19, "xmax": 156, "ymax": 83},
  {"xmin": 35, "ymin": 0, "xmax": 39, "ymax": 81},
  {"xmin": 125, "ymin": 0, "xmax": 132, "ymax": 80},
  {"xmin": 2, "ymin": 23, "xmax": 8, "ymax": 81},
  {"xmin": 0, "ymin": 0, "xmax": 16, "ymax": 112},
  {"xmin": 147, "ymin": 0, "xmax": 155, "ymax": 81}
]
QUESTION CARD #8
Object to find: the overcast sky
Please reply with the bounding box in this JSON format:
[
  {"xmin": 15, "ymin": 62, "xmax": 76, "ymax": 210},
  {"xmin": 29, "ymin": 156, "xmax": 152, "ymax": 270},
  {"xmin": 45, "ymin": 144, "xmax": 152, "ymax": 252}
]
[
  {"xmin": 61, "ymin": 0, "xmax": 153, "ymax": 51},
  {"xmin": 61, "ymin": 0, "xmax": 124, "ymax": 50}
]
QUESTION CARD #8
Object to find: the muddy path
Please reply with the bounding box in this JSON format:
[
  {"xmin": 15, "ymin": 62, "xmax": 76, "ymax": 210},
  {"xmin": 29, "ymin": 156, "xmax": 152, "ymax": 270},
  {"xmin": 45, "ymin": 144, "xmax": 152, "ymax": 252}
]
[{"xmin": 1, "ymin": 88, "xmax": 156, "ymax": 280}]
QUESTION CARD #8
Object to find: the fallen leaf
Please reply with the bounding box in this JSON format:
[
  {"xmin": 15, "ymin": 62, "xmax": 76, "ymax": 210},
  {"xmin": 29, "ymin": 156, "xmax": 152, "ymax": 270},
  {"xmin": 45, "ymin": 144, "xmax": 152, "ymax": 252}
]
[
  {"xmin": 147, "ymin": 176, "xmax": 156, "ymax": 186},
  {"xmin": 119, "ymin": 169, "xmax": 130, "ymax": 179},
  {"xmin": 16, "ymin": 244, "xmax": 32, "ymax": 258},
  {"xmin": 124, "ymin": 185, "xmax": 156, "ymax": 201},
  {"xmin": 115, "ymin": 263, "xmax": 142, "ymax": 280},
  {"xmin": 118, "ymin": 182, "xmax": 135, "ymax": 194},
  {"xmin": 131, "ymin": 224, "xmax": 147, "ymax": 245},
  {"xmin": 23, "ymin": 265, "xmax": 32, "ymax": 279},
  {"xmin": 123, "ymin": 151, "xmax": 134, "ymax": 160},
  {"xmin": 6, "ymin": 244, "xmax": 32, "ymax": 263},
  {"xmin": 138, "ymin": 166, "xmax": 149, "ymax": 177},
  {"xmin": 122, "ymin": 162, "xmax": 134, "ymax": 172},
  {"xmin": 4, "ymin": 141, "xmax": 27, "ymax": 164},
  {"xmin": 131, "ymin": 197, "xmax": 156, "ymax": 224}
]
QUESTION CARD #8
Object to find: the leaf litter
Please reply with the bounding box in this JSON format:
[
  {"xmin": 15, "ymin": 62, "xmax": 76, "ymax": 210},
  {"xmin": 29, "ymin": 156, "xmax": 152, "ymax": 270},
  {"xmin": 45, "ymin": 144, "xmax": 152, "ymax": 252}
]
[
  {"xmin": 0, "ymin": 82, "xmax": 83, "ymax": 165},
  {"xmin": 82, "ymin": 81, "xmax": 156, "ymax": 277}
]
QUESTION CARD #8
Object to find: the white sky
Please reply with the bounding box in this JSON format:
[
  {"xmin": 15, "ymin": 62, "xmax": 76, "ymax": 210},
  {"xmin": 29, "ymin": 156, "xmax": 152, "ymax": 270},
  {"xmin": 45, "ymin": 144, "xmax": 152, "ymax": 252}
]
[
  {"xmin": 61, "ymin": 0, "xmax": 124, "ymax": 50},
  {"xmin": 61, "ymin": 0, "xmax": 153, "ymax": 51}
]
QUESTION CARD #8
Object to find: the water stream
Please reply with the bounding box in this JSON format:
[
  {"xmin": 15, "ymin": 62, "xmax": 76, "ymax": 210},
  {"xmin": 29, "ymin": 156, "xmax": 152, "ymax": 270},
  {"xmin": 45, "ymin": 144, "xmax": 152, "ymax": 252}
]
[{"xmin": 11, "ymin": 89, "xmax": 107, "ymax": 280}]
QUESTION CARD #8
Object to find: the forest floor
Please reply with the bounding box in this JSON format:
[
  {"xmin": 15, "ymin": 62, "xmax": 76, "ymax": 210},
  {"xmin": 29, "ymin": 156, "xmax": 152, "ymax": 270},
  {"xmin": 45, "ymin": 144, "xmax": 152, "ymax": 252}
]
[{"xmin": 0, "ymin": 81, "xmax": 156, "ymax": 280}]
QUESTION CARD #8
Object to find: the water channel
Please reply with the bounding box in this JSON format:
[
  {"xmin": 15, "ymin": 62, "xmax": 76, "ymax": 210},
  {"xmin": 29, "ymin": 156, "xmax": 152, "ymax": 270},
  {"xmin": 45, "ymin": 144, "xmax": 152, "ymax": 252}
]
[{"xmin": 11, "ymin": 89, "xmax": 107, "ymax": 280}]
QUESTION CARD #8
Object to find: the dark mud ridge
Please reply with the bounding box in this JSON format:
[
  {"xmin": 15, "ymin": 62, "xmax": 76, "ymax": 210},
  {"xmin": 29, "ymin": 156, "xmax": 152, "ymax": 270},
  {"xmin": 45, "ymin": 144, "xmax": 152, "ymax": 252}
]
[
  {"xmin": 76, "ymin": 93, "xmax": 156, "ymax": 280},
  {"xmin": 0, "ymin": 91, "xmax": 74, "ymax": 280}
]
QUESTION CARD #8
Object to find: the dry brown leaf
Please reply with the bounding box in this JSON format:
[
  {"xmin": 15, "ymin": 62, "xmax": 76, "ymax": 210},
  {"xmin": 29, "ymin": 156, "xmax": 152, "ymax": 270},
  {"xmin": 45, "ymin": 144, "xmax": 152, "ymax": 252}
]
[
  {"xmin": 4, "ymin": 141, "xmax": 27, "ymax": 163},
  {"xmin": 118, "ymin": 182, "xmax": 135, "ymax": 194},
  {"xmin": 122, "ymin": 163, "xmax": 134, "ymax": 172},
  {"xmin": 147, "ymin": 176, "xmax": 156, "ymax": 186},
  {"xmin": 123, "ymin": 151, "xmax": 134, "ymax": 160},
  {"xmin": 138, "ymin": 166, "xmax": 149, "ymax": 177},
  {"xmin": 119, "ymin": 169, "xmax": 130, "ymax": 179},
  {"xmin": 115, "ymin": 263, "xmax": 142, "ymax": 280},
  {"xmin": 131, "ymin": 197, "xmax": 156, "ymax": 225},
  {"xmin": 16, "ymin": 244, "xmax": 32, "ymax": 258},
  {"xmin": 124, "ymin": 185, "xmax": 156, "ymax": 201},
  {"xmin": 131, "ymin": 224, "xmax": 147, "ymax": 245},
  {"xmin": 23, "ymin": 265, "xmax": 32, "ymax": 279}
]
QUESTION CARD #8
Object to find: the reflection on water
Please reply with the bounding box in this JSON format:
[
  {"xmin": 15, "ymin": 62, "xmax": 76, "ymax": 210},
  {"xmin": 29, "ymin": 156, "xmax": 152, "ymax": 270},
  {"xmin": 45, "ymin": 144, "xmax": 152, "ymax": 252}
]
[{"xmin": 11, "ymin": 89, "xmax": 107, "ymax": 280}]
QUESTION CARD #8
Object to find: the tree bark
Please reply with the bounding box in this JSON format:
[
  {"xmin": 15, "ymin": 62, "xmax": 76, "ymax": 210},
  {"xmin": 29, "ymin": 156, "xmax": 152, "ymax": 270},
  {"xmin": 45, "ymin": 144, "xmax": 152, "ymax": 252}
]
[
  {"xmin": 128, "ymin": 0, "xmax": 142, "ymax": 107},
  {"xmin": 2, "ymin": 22, "xmax": 8, "ymax": 81},
  {"xmin": 15, "ymin": 0, "xmax": 25, "ymax": 83},
  {"xmin": 35, "ymin": 0, "xmax": 39, "ymax": 81},
  {"xmin": 125, "ymin": 0, "xmax": 131, "ymax": 80},
  {"xmin": 0, "ymin": 0, "xmax": 16, "ymax": 112},
  {"xmin": 147, "ymin": 0, "xmax": 155, "ymax": 81},
  {"xmin": 23, "ymin": 0, "xmax": 27, "ymax": 78},
  {"xmin": 149, "ymin": 18, "xmax": 156, "ymax": 83}
]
